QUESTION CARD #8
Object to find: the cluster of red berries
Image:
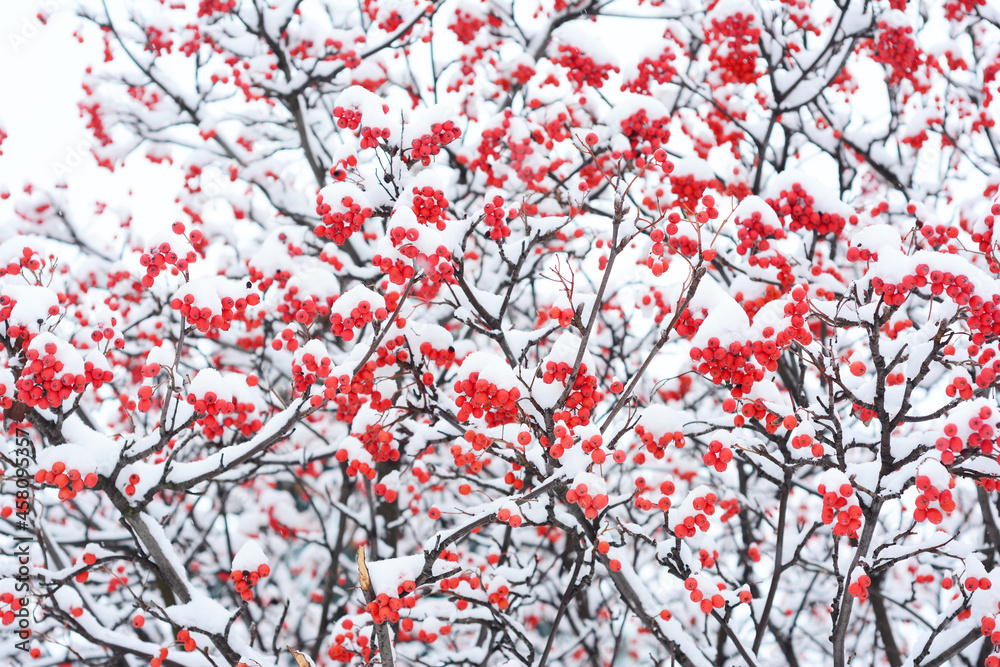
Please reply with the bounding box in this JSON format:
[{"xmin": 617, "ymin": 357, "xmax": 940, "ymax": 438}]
[
  {"xmin": 357, "ymin": 424, "xmax": 399, "ymax": 463},
  {"xmin": 16, "ymin": 338, "xmax": 108, "ymax": 411},
  {"xmin": 551, "ymin": 43, "xmax": 619, "ymax": 90},
  {"xmin": 703, "ymin": 440, "xmax": 734, "ymax": 472},
  {"xmin": 705, "ymin": 12, "xmax": 761, "ymax": 85},
  {"xmin": 485, "ymin": 579, "xmax": 511, "ymax": 610},
  {"xmin": 276, "ymin": 288, "xmax": 332, "ymax": 328},
  {"xmin": 449, "ymin": 8, "xmax": 485, "ymax": 44},
  {"xmin": 634, "ymin": 424, "xmax": 685, "ymax": 459},
  {"xmin": 936, "ymin": 406, "xmax": 996, "ymax": 464},
  {"xmin": 169, "ymin": 287, "xmax": 259, "ymax": 333},
  {"xmin": 566, "ymin": 476, "xmax": 610, "ymax": 520},
  {"xmin": 0, "ymin": 593, "xmax": 25, "ymax": 626},
  {"xmin": 327, "ymin": 619, "xmax": 368, "ymax": 663},
  {"xmin": 670, "ymin": 175, "xmax": 720, "ymax": 213},
  {"xmin": 766, "ymin": 183, "xmax": 851, "ymax": 237},
  {"xmin": 496, "ymin": 505, "xmax": 523, "ymax": 527},
  {"xmin": 913, "ymin": 474, "xmax": 956, "ymax": 523},
  {"xmin": 673, "ymin": 489, "xmax": 717, "ymax": 538},
  {"xmin": 139, "ymin": 240, "xmax": 197, "ymax": 288},
  {"xmin": 367, "ymin": 592, "xmax": 405, "ymax": 625},
  {"xmin": 330, "ymin": 299, "xmax": 389, "ymax": 341},
  {"xmin": 483, "ymin": 195, "xmax": 511, "ymax": 241},
  {"xmin": 735, "ymin": 210, "xmax": 786, "ymax": 255},
  {"xmin": 454, "ymin": 372, "xmax": 521, "ymax": 426},
  {"xmin": 818, "ymin": 478, "xmax": 861, "ymax": 538},
  {"xmin": 869, "ymin": 21, "xmax": 933, "ymax": 92},
  {"xmin": 33, "ymin": 462, "xmax": 98, "ymax": 500},
  {"xmin": 917, "ymin": 222, "xmax": 960, "ymax": 250},
  {"xmin": 791, "ymin": 432, "xmax": 825, "ymax": 457},
  {"xmin": 684, "ymin": 576, "xmax": 726, "ymax": 614},
  {"xmin": 186, "ymin": 388, "xmax": 263, "ymax": 439},
  {"xmin": 0, "ymin": 245, "xmax": 44, "ymax": 277},
  {"xmin": 622, "ymin": 47, "xmax": 677, "ymax": 94},
  {"xmin": 417, "ymin": 341, "xmax": 456, "ymax": 369},
  {"xmin": 847, "ymin": 572, "xmax": 872, "ymax": 601},
  {"xmin": 619, "ymin": 109, "xmax": 670, "ymax": 153},
  {"xmin": 231, "ymin": 563, "xmax": 270, "ymax": 602},
  {"xmin": 541, "ymin": 361, "xmax": 603, "ymax": 429},
  {"xmin": 409, "ymin": 121, "xmax": 461, "ymax": 166},
  {"xmin": 411, "ymin": 186, "xmax": 448, "ymax": 229},
  {"xmin": 315, "ymin": 194, "xmax": 373, "ymax": 245}
]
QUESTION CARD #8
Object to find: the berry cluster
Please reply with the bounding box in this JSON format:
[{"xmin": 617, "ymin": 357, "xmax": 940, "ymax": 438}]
[
  {"xmin": 169, "ymin": 284, "xmax": 259, "ymax": 333},
  {"xmin": 0, "ymin": 593, "xmax": 26, "ymax": 626},
  {"xmin": 0, "ymin": 245, "xmax": 44, "ymax": 277},
  {"xmin": 670, "ymin": 174, "xmax": 720, "ymax": 213},
  {"xmin": 330, "ymin": 299, "xmax": 389, "ymax": 341},
  {"xmin": 327, "ymin": 619, "xmax": 366, "ymax": 663},
  {"xmin": 566, "ymin": 475, "xmax": 609, "ymax": 520},
  {"xmin": 139, "ymin": 240, "xmax": 197, "ymax": 288},
  {"xmin": 619, "ymin": 109, "xmax": 670, "ymax": 153},
  {"xmin": 454, "ymin": 372, "xmax": 521, "ymax": 426},
  {"xmin": 16, "ymin": 337, "xmax": 109, "ymax": 411},
  {"xmin": 705, "ymin": 11, "xmax": 761, "ymax": 85},
  {"xmin": 449, "ymin": 8, "xmax": 485, "ymax": 44},
  {"xmin": 791, "ymin": 432, "xmax": 825, "ymax": 457},
  {"xmin": 551, "ymin": 44, "xmax": 619, "ymax": 90},
  {"xmin": 818, "ymin": 477, "xmax": 861, "ymax": 538},
  {"xmin": 34, "ymin": 462, "xmax": 98, "ymax": 500},
  {"xmin": 231, "ymin": 563, "xmax": 270, "ymax": 602},
  {"xmin": 913, "ymin": 473, "xmax": 956, "ymax": 523},
  {"xmin": 634, "ymin": 423, "xmax": 685, "ymax": 459},
  {"xmin": 673, "ymin": 488, "xmax": 717, "ymax": 538},
  {"xmin": 735, "ymin": 210, "xmax": 786, "ymax": 255},
  {"xmin": 702, "ymin": 440, "xmax": 733, "ymax": 472},
  {"xmin": 483, "ymin": 195, "xmax": 511, "ymax": 241},
  {"xmin": 869, "ymin": 21, "xmax": 933, "ymax": 92},
  {"xmin": 936, "ymin": 406, "xmax": 997, "ymax": 463},
  {"xmin": 541, "ymin": 361, "xmax": 604, "ymax": 431},
  {"xmin": 917, "ymin": 222, "xmax": 959, "ymax": 250},
  {"xmin": 186, "ymin": 386, "xmax": 263, "ymax": 439},
  {"xmin": 847, "ymin": 571, "xmax": 872, "ymax": 601},
  {"xmin": 409, "ymin": 121, "xmax": 461, "ymax": 166},
  {"xmin": 684, "ymin": 575, "xmax": 726, "ymax": 614},
  {"xmin": 367, "ymin": 592, "xmax": 405, "ymax": 625},
  {"xmin": 315, "ymin": 194, "xmax": 373, "ymax": 245},
  {"xmin": 411, "ymin": 186, "xmax": 448, "ymax": 229},
  {"xmin": 357, "ymin": 424, "xmax": 399, "ymax": 463},
  {"xmin": 766, "ymin": 183, "xmax": 850, "ymax": 237},
  {"xmin": 622, "ymin": 47, "xmax": 677, "ymax": 94}
]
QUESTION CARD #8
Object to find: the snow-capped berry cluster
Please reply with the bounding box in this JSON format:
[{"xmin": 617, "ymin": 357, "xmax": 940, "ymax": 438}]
[
  {"xmin": 684, "ymin": 575, "xmax": 726, "ymax": 614},
  {"xmin": 449, "ymin": 7, "xmax": 485, "ymax": 45},
  {"xmin": 408, "ymin": 121, "xmax": 461, "ymax": 166},
  {"xmin": 913, "ymin": 473, "xmax": 956, "ymax": 524},
  {"xmin": 139, "ymin": 239, "xmax": 197, "ymax": 288},
  {"xmin": 767, "ymin": 182, "xmax": 851, "ymax": 237},
  {"xmin": 411, "ymin": 186, "xmax": 448, "ymax": 229},
  {"xmin": 231, "ymin": 563, "xmax": 270, "ymax": 602},
  {"xmin": 315, "ymin": 193, "xmax": 373, "ymax": 245},
  {"xmin": 634, "ymin": 422, "xmax": 685, "ymax": 459},
  {"xmin": 357, "ymin": 423, "xmax": 399, "ymax": 463},
  {"xmin": 454, "ymin": 372, "xmax": 521, "ymax": 426},
  {"xmin": 847, "ymin": 570, "xmax": 872, "ymax": 601},
  {"xmin": 672, "ymin": 487, "xmax": 718, "ymax": 538},
  {"xmin": 818, "ymin": 472, "xmax": 861, "ymax": 538},
  {"xmin": 333, "ymin": 103, "xmax": 391, "ymax": 149},
  {"xmin": 330, "ymin": 299, "xmax": 389, "ymax": 341},
  {"xmin": 735, "ymin": 209, "xmax": 786, "ymax": 255},
  {"xmin": 622, "ymin": 46, "xmax": 677, "ymax": 94},
  {"xmin": 551, "ymin": 43, "xmax": 619, "ymax": 90},
  {"xmin": 704, "ymin": 11, "xmax": 761, "ymax": 85},
  {"xmin": 619, "ymin": 108, "xmax": 670, "ymax": 153},
  {"xmin": 169, "ymin": 279, "xmax": 259, "ymax": 334},
  {"xmin": 0, "ymin": 245, "xmax": 45, "ymax": 278},
  {"xmin": 15, "ymin": 335, "xmax": 110, "ymax": 411},
  {"xmin": 34, "ymin": 462, "xmax": 99, "ymax": 500},
  {"xmin": 670, "ymin": 174, "xmax": 720, "ymax": 213},
  {"xmin": 483, "ymin": 195, "xmax": 510, "ymax": 241},
  {"xmin": 565, "ymin": 473, "xmax": 609, "ymax": 520}
]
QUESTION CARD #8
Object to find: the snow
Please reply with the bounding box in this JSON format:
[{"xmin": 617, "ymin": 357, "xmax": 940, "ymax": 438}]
[
  {"xmin": 232, "ymin": 539, "xmax": 268, "ymax": 572},
  {"xmin": 166, "ymin": 596, "xmax": 234, "ymax": 635}
]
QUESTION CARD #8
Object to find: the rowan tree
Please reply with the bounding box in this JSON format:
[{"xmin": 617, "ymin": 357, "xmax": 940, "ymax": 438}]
[{"xmin": 3, "ymin": 1, "xmax": 1000, "ymax": 666}]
